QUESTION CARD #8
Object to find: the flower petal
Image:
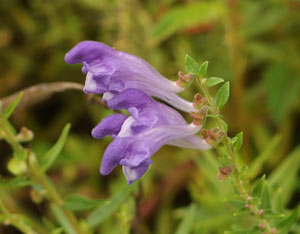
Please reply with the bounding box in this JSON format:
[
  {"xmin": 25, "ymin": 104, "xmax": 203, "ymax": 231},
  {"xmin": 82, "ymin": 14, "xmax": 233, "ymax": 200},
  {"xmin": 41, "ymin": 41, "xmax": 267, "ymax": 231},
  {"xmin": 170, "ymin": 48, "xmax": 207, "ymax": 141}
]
[
  {"xmin": 65, "ymin": 41, "xmax": 198, "ymax": 112},
  {"xmin": 64, "ymin": 41, "xmax": 115, "ymax": 65},
  {"xmin": 122, "ymin": 159, "xmax": 152, "ymax": 184},
  {"xmin": 92, "ymin": 114, "xmax": 128, "ymax": 139},
  {"xmin": 168, "ymin": 135, "xmax": 211, "ymax": 150},
  {"xmin": 99, "ymin": 123, "xmax": 201, "ymax": 177},
  {"xmin": 107, "ymin": 88, "xmax": 154, "ymax": 111}
]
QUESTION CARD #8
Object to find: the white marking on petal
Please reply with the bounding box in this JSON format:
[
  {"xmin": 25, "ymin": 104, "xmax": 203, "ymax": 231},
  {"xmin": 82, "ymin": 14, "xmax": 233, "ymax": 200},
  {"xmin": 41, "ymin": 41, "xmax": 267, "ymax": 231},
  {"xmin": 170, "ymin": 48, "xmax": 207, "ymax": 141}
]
[
  {"xmin": 84, "ymin": 72, "xmax": 97, "ymax": 92},
  {"xmin": 122, "ymin": 166, "xmax": 138, "ymax": 182},
  {"xmin": 117, "ymin": 116, "xmax": 135, "ymax": 137},
  {"xmin": 102, "ymin": 91, "xmax": 115, "ymax": 102}
]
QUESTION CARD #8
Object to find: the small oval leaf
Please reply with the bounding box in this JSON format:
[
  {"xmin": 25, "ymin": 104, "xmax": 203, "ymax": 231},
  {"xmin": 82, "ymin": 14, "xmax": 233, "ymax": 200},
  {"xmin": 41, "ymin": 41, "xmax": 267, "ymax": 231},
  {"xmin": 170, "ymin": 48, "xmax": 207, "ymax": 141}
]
[
  {"xmin": 215, "ymin": 82, "xmax": 230, "ymax": 109},
  {"xmin": 199, "ymin": 61, "xmax": 209, "ymax": 77},
  {"xmin": 206, "ymin": 77, "xmax": 224, "ymax": 87},
  {"xmin": 184, "ymin": 54, "xmax": 199, "ymax": 75}
]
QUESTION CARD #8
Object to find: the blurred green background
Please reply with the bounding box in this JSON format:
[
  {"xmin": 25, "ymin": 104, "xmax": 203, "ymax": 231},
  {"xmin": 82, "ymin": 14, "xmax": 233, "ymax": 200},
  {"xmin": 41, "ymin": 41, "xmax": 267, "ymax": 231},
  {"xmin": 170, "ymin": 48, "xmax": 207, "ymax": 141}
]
[{"xmin": 0, "ymin": 0, "xmax": 300, "ymax": 233}]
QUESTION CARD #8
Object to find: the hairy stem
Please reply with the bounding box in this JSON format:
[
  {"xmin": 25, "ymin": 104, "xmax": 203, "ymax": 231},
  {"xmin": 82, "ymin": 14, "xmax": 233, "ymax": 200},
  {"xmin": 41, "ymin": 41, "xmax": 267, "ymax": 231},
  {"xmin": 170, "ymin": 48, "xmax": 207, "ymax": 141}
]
[{"xmin": 197, "ymin": 78, "xmax": 274, "ymax": 233}]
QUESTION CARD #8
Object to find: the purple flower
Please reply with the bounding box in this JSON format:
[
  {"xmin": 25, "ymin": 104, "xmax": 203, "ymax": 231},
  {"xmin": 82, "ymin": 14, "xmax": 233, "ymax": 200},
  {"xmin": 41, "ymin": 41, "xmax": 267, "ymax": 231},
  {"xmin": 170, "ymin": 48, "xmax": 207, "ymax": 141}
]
[
  {"xmin": 92, "ymin": 89, "xmax": 210, "ymax": 184},
  {"xmin": 65, "ymin": 41, "xmax": 197, "ymax": 112}
]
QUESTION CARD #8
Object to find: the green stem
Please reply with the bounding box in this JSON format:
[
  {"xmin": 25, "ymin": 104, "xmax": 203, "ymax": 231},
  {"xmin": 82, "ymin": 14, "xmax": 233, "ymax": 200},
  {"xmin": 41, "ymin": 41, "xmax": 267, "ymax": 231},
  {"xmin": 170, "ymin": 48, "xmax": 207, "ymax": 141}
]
[
  {"xmin": 27, "ymin": 153, "xmax": 85, "ymax": 234},
  {"xmin": 0, "ymin": 112, "xmax": 24, "ymax": 157},
  {"xmin": 197, "ymin": 78, "xmax": 274, "ymax": 233},
  {"xmin": 0, "ymin": 111, "xmax": 86, "ymax": 234},
  {"xmin": 0, "ymin": 198, "xmax": 38, "ymax": 234}
]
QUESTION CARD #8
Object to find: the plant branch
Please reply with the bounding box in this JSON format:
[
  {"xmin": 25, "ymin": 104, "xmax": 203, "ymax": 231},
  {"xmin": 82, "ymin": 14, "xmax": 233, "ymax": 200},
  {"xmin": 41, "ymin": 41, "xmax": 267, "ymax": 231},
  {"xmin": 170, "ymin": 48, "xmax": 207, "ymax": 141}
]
[
  {"xmin": 0, "ymin": 111, "xmax": 86, "ymax": 234},
  {"xmin": 197, "ymin": 78, "xmax": 275, "ymax": 233}
]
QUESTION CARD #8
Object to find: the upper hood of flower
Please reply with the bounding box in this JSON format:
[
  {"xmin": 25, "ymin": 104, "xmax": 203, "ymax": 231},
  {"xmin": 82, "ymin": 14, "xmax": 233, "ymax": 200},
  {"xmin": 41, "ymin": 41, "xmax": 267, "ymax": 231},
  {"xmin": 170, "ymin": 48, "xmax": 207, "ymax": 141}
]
[
  {"xmin": 65, "ymin": 41, "xmax": 197, "ymax": 112},
  {"xmin": 92, "ymin": 89, "xmax": 210, "ymax": 183}
]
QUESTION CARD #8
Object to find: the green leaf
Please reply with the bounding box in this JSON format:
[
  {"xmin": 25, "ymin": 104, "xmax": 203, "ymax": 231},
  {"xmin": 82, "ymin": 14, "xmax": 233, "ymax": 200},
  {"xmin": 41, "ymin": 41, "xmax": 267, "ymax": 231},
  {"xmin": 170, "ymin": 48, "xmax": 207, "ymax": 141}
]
[
  {"xmin": 184, "ymin": 54, "xmax": 199, "ymax": 75},
  {"xmin": 221, "ymin": 119, "xmax": 228, "ymax": 133},
  {"xmin": 268, "ymin": 147, "xmax": 300, "ymax": 206},
  {"xmin": 252, "ymin": 175, "xmax": 265, "ymax": 198},
  {"xmin": 199, "ymin": 61, "xmax": 209, "ymax": 77},
  {"xmin": 232, "ymin": 132, "xmax": 243, "ymax": 152},
  {"xmin": 215, "ymin": 82, "xmax": 230, "ymax": 110},
  {"xmin": 51, "ymin": 204, "xmax": 76, "ymax": 234},
  {"xmin": 276, "ymin": 206, "xmax": 300, "ymax": 233},
  {"xmin": 87, "ymin": 183, "xmax": 138, "ymax": 228},
  {"xmin": 152, "ymin": 2, "xmax": 225, "ymax": 41},
  {"xmin": 63, "ymin": 194, "xmax": 104, "ymax": 211},
  {"xmin": 40, "ymin": 123, "xmax": 71, "ymax": 171},
  {"xmin": 233, "ymin": 206, "xmax": 249, "ymax": 216},
  {"xmin": 174, "ymin": 204, "xmax": 197, "ymax": 234},
  {"xmin": 4, "ymin": 92, "xmax": 23, "ymax": 119},
  {"xmin": 260, "ymin": 181, "xmax": 271, "ymax": 210},
  {"xmin": 263, "ymin": 209, "xmax": 283, "ymax": 218},
  {"xmin": 263, "ymin": 64, "xmax": 300, "ymax": 123},
  {"xmin": 248, "ymin": 135, "xmax": 281, "ymax": 179},
  {"xmin": 0, "ymin": 176, "xmax": 31, "ymax": 188},
  {"xmin": 206, "ymin": 77, "xmax": 224, "ymax": 87},
  {"xmin": 246, "ymin": 226, "xmax": 260, "ymax": 234}
]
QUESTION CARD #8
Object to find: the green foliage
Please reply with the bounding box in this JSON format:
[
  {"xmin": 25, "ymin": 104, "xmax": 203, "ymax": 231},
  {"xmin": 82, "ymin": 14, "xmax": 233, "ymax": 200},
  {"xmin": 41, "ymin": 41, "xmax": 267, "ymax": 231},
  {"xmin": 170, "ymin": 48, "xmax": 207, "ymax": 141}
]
[
  {"xmin": 0, "ymin": 176, "xmax": 31, "ymax": 188},
  {"xmin": 4, "ymin": 92, "xmax": 23, "ymax": 119},
  {"xmin": 260, "ymin": 181, "xmax": 271, "ymax": 210},
  {"xmin": 174, "ymin": 204, "xmax": 197, "ymax": 234},
  {"xmin": 0, "ymin": 0, "xmax": 299, "ymax": 233},
  {"xmin": 199, "ymin": 61, "xmax": 209, "ymax": 77},
  {"xmin": 40, "ymin": 123, "xmax": 71, "ymax": 171},
  {"xmin": 233, "ymin": 206, "xmax": 248, "ymax": 217},
  {"xmin": 51, "ymin": 204, "xmax": 77, "ymax": 234},
  {"xmin": 152, "ymin": 2, "xmax": 225, "ymax": 41},
  {"xmin": 86, "ymin": 183, "xmax": 138, "ymax": 228},
  {"xmin": 248, "ymin": 135, "xmax": 281, "ymax": 179},
  {"xmin": 206, "ymin": 77, "xmax": 224, "ymax": 87},
  {"xmin": 64, "ymin": 194, "xmax": 104, "ymax": 211},
  {"xmin": 252, "ymin": 175, "xmax": 265, "ymax": 198},
  {"xmin": 232, "ymin": 132, "xmax": 243, "ymax": 153},
  {"xmin": 184, "ymin": 54, "xmax": 199, "ymax": 75},
  {"xmin": 7, "ymin": 157, "xmax": 27, "ymax": 176},
  {"xmin": 215, "ymin": 82, "xmax": 230, "ymax": 110},
  {"xmin": 276, "ymin": 205, "xmax": 300, "ymax": 233},
  {"xmin": 268, "ymin": 147, "xmax": 300, "ymax": 206},
  {"xmin": 263, "ymin": 64, "xmax": 300, "ymax": 123}
]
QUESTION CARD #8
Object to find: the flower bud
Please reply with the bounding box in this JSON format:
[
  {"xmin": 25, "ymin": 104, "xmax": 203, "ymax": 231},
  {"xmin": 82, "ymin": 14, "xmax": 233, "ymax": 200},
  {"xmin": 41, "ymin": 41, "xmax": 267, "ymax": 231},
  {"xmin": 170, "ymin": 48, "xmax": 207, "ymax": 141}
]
[
  {"xmin": 7, "ymin": 157, "xmax": 27, "ymax": 175},
  {"xmin": 176, "ymin": 71, "xmax": 193, "ymax": 88},
  {"xmin": 16, "ymin": 127, "xmax": 34, "ymax": 142},
  {"xmin": 193, "ymin": 93, "xmax": 207, "ymax": 109},
  {"xmin": 217, "ymin": 165, "xmax": 234, "ymax": 181},
  {"xmin": 259, "ymin": 209, "xmax": 264, "ymax": 216},
  {"xmin": 202, "ymin": 128, "xmax": 225, "ymax": 146},
  {"xmin": 30, "ymin": 188, "xmax": 44, "ymax": 204},
  {"xmin": 258, "ymin": 223, "xmax": 265, "ymax": 230},
  {"xmin": 190, "ymin": 107, "xmax": 208, "ymax": 126}
]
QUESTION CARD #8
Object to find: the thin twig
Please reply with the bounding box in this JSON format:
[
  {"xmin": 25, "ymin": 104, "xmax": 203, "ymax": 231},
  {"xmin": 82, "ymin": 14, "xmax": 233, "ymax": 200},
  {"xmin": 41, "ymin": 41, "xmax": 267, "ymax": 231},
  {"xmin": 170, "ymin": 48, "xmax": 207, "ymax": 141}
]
[{"xmin": 0, "ymin": 82, "xmax": 84, "ymax": 111}]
